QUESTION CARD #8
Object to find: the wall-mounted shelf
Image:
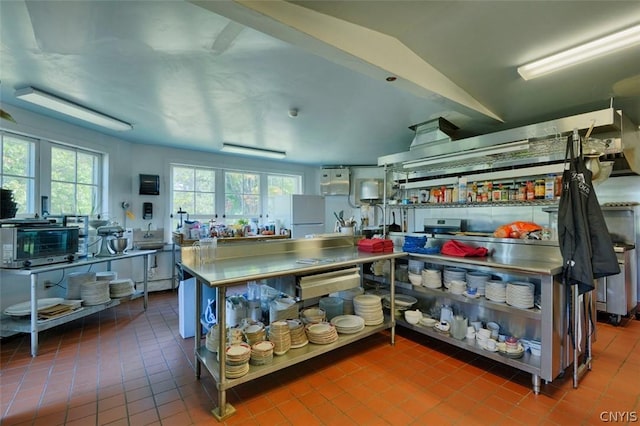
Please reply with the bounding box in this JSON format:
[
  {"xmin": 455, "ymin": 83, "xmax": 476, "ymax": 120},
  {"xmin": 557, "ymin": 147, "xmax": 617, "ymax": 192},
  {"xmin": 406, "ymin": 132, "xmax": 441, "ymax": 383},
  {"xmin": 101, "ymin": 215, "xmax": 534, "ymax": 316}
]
[{"xmin": 386, "ymin": 200, "xmax": 559, "ymax": 209}]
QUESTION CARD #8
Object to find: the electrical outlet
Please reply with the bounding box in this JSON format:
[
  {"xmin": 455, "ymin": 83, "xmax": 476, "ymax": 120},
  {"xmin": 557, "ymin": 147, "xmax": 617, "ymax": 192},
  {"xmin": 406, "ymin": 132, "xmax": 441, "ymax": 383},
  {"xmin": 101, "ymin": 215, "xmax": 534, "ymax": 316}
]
[{"xmin": 44, "ymin": 280, "xmax": 53, "ymax": 289}]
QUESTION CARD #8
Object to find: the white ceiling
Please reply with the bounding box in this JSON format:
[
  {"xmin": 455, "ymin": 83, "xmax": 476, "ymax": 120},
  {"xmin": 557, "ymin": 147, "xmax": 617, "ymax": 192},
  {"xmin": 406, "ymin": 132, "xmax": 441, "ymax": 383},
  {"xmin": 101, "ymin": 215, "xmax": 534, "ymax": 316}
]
[{"xmin": 1, "ymin": 1, "xmax": 639, "ymax": 166}]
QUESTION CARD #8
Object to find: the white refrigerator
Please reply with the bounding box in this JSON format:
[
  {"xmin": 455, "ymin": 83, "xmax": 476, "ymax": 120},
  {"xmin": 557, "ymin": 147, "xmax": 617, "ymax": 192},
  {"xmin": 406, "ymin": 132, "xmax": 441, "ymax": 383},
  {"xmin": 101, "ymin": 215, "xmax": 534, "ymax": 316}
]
[{"xmin": 271, "ymin": 195, "xmax": 325, "ymax": 238}]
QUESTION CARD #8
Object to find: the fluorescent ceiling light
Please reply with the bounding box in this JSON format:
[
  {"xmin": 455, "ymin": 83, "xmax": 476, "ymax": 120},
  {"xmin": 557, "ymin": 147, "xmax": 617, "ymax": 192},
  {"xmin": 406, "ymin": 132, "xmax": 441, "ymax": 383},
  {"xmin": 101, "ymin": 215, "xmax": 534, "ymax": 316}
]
[
  {"xmin": 221, "ymin": 143, "xmax": 286, "ymax": 159},
  {"xmin": 15, "ymin": 87, "xmax": 132, "ymax": 131},
  {"xmin": 403, "ymin": 140, "xmax": 530, "ymax": 169},
  {"xmin": 518, "ymin": 24, "xmax": 640, "ymax": 80}
]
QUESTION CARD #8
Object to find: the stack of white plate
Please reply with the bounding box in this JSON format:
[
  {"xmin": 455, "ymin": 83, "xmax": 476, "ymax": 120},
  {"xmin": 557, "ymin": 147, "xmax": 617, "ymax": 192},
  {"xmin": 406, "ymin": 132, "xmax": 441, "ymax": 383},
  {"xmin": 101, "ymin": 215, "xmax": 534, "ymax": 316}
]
[
  {"xmin": 485, "ymin": 280, "xmax": 507, "ymax": 303},
  {"xmin": 67, "ymin": 272, "xmax": 96, "ymax": 299},
  {"xmin": 353, "ymin": 294, "xmax": 384, "ymax": 326},
  {"xmin": 305, "ymin": 322, "xmax": 339, "ymax": 344},
  {"xmin": 205, "ymin": 324, "xmax": 221, "ymax": 353},
  {"xmin": 242, "ymin": 322, "xmax": 266, "ymax": 346},
  {"xmin": 330, "ymin": 287, "xmax": 364, "ymax": 315},
  {"xmin": 506, "ymin": 281, "xmax": 535, "ymax": 309},
  {"xmin": 225, "ymin": 343, "xmax": 251, "ymax": 378},
  {"xmin": 287, "ymin": 318, "xmax": 308, "ymax": 348},
  {"xmin": 268, "ymin": 320, "xmax": 291, "ymax": 355},
  {"xmin": 466, "ymin": 271, "xmax": 490, "ymax": 296},
  {"xmin": 250, "ymin": 340, "xmax": 274, "ymax": 366},
  {"xmin": 448, "ymin": 280, "xmax": 466, "ymax": 295},
  {"xmin": 301, "ymin": 307, "xmax": 326, "ymax": 324},
  {"xmin": 109, "ymin": 278, "xmax": 134, "ymax": 298},
  {"xmin": 330, "ymin": 315, "xmax": 365, "ymax": 334},
  {"xmin": 80, "ymin": 281, "xmax": 110, "ymax": 306},
  {"xmin": 443, "ymin": 267, "xmax": 466, "ymax": 289},
  {"xmin": 421, "ymin": 269, "xmax": 442, "ymax": 289}
]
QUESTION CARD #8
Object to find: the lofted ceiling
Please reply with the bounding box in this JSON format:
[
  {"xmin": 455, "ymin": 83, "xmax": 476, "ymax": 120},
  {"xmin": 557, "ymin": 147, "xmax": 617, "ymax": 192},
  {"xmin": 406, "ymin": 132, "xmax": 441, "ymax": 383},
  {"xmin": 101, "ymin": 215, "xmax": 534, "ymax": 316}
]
[{"xmin": 0, "ymin": 0, "xmax": 639, "ymax": 166}]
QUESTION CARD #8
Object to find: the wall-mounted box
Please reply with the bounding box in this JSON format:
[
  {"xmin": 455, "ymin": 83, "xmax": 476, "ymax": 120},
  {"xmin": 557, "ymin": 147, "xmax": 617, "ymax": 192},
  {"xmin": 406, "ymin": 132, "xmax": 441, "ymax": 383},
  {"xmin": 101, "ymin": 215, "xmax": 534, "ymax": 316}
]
[
  {"xmin": 320, "ymin": 168, "xmax": 350, "ymax": 196},
  {"xmin": 139, "ymin": 174, "xmax": 160, "ymax": 195}
]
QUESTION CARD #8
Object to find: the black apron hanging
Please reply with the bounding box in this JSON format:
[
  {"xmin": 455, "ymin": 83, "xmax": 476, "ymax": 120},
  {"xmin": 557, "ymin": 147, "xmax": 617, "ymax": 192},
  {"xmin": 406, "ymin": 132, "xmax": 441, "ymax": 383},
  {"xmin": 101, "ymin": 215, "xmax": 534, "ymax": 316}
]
[{"xmin": 557, "ymin": 133, "xmax": 620, "ymax": 295}]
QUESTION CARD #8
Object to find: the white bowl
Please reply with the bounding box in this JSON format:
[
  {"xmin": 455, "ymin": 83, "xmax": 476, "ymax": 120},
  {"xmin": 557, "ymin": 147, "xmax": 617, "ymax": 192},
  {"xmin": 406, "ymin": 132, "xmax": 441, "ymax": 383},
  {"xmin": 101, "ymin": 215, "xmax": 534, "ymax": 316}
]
[
  {"xmin": 408, "ymin": 273, "xmax": 422, "ymax": 286},
  {"xmin": 404, "ymin": 310, "xmax": 422, "ymax": 325}
]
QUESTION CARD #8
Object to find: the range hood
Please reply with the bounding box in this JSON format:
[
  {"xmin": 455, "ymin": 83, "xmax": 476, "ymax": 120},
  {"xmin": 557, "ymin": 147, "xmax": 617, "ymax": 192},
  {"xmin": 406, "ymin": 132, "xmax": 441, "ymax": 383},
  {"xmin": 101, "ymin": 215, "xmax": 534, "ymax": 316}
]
[{"xmin": 379, "ymin": 108, "xmax": 640, "ymax": 181}]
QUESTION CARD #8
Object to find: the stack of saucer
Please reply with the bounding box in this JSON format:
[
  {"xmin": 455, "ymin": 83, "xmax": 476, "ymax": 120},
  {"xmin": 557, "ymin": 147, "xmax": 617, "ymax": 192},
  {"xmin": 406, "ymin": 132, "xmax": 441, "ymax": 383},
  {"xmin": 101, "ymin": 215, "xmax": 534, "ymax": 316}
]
[
  {"xmin": 466, "ymin": 271, "xmax": 490, "ymax": 296},
  {"xmin": 330, "ymin": 287, "xmax": 364, "ymax": 315},
  {"xmin": 250, "ymin": 341, "xmax": 274, "ymax": 366},
  {"xmin": 67, "ymin": 272, "xmax": 96, "ymax": 299},
  {"xmin": 287, "ymin": 318, "xmax": 308, "ymax": 348},
  {"xmin": 353, "ymin": 294, "xmax": 384, "ymax": 326},
  {"xmin": 109, "ymin": 278, "xmax": 135, "ymax": 298},
  {"xmin": 448, "ymin": 280, "xmax": 466, "ymax": 295},
  {"xmin": 242, "ymin": 322, "xmax": 266, "ymax": 345},
  {"xmin": 205, "ymin": 324, "xmax": 221, "ymax": 353},
  {"xmin": 421, "ymin": 268, "xmax": 442, "ymax": 288},
  {"xmin": 301, "ymin": 307, "xmax": 326, "ymax": 324},
  {"xmin": 506, "ymin": 281, "xmax": 535, "ymax": 309},
  {"xmin": 330, "ymin": 315, "xmax": 365, "ymax": 334},
  {"xmin": 443, "ymin": 267, "xmax": 466, "ymax": 289},
  {"xmin": 268, "ymin": 320, "xmax": 291, "ymax": 355},
  {"xmin": 225, "ymin": 343, "xmax": 251, "ymax": 378},
  {"xmin": 80, "ymin": 281, "xmax": 110, "ymax": 306},
  {"xmin": 485, "ymin": 280, "xmax": 507, "ymax": 303},
  {"xmin": 305, "ymin": 322, "xmax": 339, "ymax": 344}
]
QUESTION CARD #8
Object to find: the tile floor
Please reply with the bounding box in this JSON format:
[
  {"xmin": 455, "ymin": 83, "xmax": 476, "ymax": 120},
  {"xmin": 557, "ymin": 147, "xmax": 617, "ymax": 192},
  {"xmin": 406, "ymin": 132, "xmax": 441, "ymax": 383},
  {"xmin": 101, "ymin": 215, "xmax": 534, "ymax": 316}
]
[{"xmin": 1, "ymin": 291, "xmax": 639, "ymax": 425}]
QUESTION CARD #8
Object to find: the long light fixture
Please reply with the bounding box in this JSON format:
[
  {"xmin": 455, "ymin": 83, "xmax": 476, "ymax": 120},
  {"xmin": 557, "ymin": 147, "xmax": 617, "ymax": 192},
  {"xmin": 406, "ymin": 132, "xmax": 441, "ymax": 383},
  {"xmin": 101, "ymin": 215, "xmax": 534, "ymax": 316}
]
[
  {"xmin": 15, "ymin": 87, "xmax": 132, "ymax": 131},
  {"xmin": 403, "ymin": 140, "xmax": 530, "ymax": 169},
  {"xmin": 518, "ymin": 24, "xmax": 640, "ymax": 80},
  {"xmin": 221, "ymin": 143, "xmax": 286, "ymax": 159}
]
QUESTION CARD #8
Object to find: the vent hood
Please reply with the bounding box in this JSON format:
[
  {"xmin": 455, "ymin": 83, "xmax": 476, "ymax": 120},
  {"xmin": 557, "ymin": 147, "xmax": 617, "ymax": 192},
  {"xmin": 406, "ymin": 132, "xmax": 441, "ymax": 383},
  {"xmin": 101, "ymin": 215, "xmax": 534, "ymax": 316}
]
[
  {"xmin": 408, "ymin": 117, "xmax": 458, "ymax": 150},
  {"xmin": 379, "ymin": 108, "xmax": 640, "ymax": 181}
]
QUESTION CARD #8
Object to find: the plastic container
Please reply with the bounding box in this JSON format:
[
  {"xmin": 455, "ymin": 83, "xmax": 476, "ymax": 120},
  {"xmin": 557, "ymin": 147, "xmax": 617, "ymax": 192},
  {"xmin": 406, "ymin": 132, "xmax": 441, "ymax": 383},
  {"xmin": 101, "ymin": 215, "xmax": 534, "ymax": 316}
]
[{"xmin": 319, "ymin": 297, "xmax": 344, "ymax": 321}]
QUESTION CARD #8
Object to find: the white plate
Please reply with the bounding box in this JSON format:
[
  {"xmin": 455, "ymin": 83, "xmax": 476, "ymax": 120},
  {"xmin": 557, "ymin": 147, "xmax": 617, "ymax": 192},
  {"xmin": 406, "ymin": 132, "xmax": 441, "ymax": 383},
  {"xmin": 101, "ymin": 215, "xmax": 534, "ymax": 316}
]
[{"xmin": 4, "ymin": 298, "xmax": 65, "ymax": 316}]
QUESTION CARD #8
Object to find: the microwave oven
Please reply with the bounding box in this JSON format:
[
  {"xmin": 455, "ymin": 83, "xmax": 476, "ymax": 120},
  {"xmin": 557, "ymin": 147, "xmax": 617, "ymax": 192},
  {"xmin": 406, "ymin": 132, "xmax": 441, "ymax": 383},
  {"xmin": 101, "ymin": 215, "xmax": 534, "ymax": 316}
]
[{"xmin": 0, "ymin": 225, "xmax": 79, "ymax": 268}]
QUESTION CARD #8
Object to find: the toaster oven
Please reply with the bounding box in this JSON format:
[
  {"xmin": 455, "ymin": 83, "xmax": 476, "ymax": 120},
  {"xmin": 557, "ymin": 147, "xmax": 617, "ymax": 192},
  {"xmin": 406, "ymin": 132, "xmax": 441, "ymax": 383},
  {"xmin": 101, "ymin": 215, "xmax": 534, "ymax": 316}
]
[{"xmin": 1, "ymin": 225, "xmax": 79, "ymax": 268}]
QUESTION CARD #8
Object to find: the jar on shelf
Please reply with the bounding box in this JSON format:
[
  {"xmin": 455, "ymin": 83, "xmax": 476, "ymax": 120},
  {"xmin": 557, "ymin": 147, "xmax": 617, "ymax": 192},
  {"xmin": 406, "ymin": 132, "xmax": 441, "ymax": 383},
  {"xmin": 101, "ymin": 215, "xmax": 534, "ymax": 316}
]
[
  {"xmin": 535, "ymin": 179, "xmax": 545, "ymax": 199},
  {"xmin": 526, "ymin": 181, "xmax": 535, "ymax": 201}
]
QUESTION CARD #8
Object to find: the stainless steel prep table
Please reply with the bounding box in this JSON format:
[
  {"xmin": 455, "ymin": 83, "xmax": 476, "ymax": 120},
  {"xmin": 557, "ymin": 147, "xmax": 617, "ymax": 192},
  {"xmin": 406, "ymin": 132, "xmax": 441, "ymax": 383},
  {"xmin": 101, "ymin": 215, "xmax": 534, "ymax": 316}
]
[
  {"xmin": 1, "ymin": 250, "xmax": 155, "ymax": 356},
  {"xmin": 179, "ymin": 236, "xmax": 406, "ymax": 421}
]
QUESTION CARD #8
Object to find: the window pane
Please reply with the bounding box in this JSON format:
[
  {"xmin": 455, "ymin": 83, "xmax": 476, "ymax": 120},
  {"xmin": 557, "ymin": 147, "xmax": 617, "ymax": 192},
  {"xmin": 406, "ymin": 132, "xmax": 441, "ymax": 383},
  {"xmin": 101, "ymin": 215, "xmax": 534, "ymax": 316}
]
[
  {"xmin": 76, "ymin": 152, "xmax": 96, "ymax": 184},
  {"xmin": 173, "ymin": 192, "xmax": 194, "ymax": 214},
  {"xmin": 194, "ymin": 192, "xmax": 215, "ymax": 215},
  {"xmin": 225, "ymin": 194, "xmax": 242, "ymax": 215},
  {"xmin": 77, "ymin": 184, "xmax": 96, "ymax": 215},
  {"xmin": 195, "ymin": 169, "xmax": 215, "ymax": 192},
  {"xmin": 225, "ymin": 172, "xmax": 242, "ymax": 193},
  {"xmin": 243, "ymin": 174, "xmax": 260, "ymax": 194},
  {"xmin": 2, "ymin": 177, "xmax": 28, "ymax": 214},
  {"xmin": 243, "ymin": 195, "xmax": 260, "ymax": 215},
  {"xmin": 51, "ymin": 182, "xmax": 75, "ymax": 214},
  {"xmin": 173, "ymin": 167, "xmax": 194, "ymax": 191},
  {"xmin": 2, "ymin": 138, "xmax": 31, "ymax": 176},
  {"xmin": 51, "ymin": 147, "xmax": 75, "ymax": 181}
]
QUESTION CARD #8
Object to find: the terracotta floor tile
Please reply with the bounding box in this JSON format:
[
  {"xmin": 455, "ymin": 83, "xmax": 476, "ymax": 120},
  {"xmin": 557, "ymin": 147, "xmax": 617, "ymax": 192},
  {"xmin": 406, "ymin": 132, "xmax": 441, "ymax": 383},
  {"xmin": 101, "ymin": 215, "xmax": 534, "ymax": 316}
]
[{"xmin": 128, "ymin": 407, "xmax": 159, "ymax": 425}]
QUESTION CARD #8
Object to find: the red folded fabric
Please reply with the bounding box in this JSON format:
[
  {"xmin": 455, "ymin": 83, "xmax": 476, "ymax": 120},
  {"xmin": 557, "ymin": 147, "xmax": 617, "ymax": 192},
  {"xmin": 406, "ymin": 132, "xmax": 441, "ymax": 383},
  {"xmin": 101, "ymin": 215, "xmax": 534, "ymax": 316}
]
[
  {"xmin": 357, "ymin": 238, "xmax": 393, "ymax": 252},
  {"xmin": 441, "ymin": 240, "xmax": 488, "ymax": 257}
]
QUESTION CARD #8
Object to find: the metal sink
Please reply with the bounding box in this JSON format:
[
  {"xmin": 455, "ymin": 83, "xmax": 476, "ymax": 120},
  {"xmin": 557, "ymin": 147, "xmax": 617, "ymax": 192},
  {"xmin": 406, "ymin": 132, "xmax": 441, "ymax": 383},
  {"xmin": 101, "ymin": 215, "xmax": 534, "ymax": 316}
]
[{"xmin": 133, "ymin": 240, "xmax": 165, "ymax": 250}]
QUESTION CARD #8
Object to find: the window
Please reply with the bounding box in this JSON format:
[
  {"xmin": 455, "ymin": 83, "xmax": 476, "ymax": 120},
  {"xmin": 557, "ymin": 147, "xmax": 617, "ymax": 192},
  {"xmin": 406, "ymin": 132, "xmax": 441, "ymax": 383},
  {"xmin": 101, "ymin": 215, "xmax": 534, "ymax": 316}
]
[
  {"xmin": 225, "ymin": 171, "xmax": 260, "ymax": 218},
  {"xmin": 171, "ymin": 165, "xmax": 215, "ymax": 225},
  {"xmin": 267, "ymin": 173, "xmax": 301, "ymax": 213},
  {"xmin": 50, "ymin": 145, "xmax": 101, "ymax": 215},
  {"xmin": 0, "ymin": 133, "xmax": 36, "ymax": 215}
]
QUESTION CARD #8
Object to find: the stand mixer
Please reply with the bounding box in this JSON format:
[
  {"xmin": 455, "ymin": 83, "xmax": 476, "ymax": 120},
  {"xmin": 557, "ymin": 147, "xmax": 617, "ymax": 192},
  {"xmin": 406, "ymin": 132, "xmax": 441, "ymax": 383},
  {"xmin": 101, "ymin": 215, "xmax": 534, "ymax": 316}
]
[{"xmin": 96, "ymin": 225, "xmax": 126, "ymax": 257}]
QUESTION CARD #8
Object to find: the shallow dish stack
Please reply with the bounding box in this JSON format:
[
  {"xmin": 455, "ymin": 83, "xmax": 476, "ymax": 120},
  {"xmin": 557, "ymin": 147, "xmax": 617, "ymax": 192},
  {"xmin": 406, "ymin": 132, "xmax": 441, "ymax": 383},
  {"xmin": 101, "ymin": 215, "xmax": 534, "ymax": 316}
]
[
  {"xmin": 382, "ymin": 294, "xmax": 417, "ymax": 318},
  {"xmin": 301, "ymin": 307, "xmax": 326, "ymax": 324},
  {"xmin": 421, "ymin": 268, "xmax": 442, "ymax": 289},
  {"xmin": 268, "ymin": 320, "xmax": 291, "ymax": 355},
  {"xmin": 67, "ymin": 272, "xmax": 96, "ymax": 299},
  {"xmin": 443, "ymin": 267, "xmax": 466, "ymax": 289},
  {"xmin": 96, "ymin": 271, "xmax": 118, "ymax": 282},
  {"xmin": 353, "ymin": 294, "xmax": 384, "ymax": 325},
  {"xmin": 506, "ymin": 281, "xmax": 535, "ymax": 309},
  {"xmin": 287, "ymin": 318, "xmax": 308, "ymax": 348},
  {"xmin": 448, "ymin": 280, "xmax": 466, "ymax": 295},
  {"xmin": 80, "ymin": 281, "xmax": 110, "ymax": 306},
  {"xmin": 224, "ymin": 343, "xmax": 251, "ymax": 378},
  {"xmin": 250, "ymin": 341, "xmax": 274, "ymax": 366},
  {"xmin": 330, "ymin": 315, "xmax": 365, "ymax": 334},
  {"xmin": 109, "ymin": 278, "xmax": 135, "ymax": 298},
  {"xmin": 242, "ymin": 322, "xmax": 266, "ymax": 345},
  {"xmin": 205, "ymin": 324, "xmax": 221, "ymax": 353},
  {"xmin": 485, "ymin": 280, "xmax": 507, "ymax": 303},
  {"xmin": 305, "ymin": 322, "xmax": 339, "ymax": 344},
  {"xmin": 466, "ymin": 271, "xmax": 490, "ymax": 296}
]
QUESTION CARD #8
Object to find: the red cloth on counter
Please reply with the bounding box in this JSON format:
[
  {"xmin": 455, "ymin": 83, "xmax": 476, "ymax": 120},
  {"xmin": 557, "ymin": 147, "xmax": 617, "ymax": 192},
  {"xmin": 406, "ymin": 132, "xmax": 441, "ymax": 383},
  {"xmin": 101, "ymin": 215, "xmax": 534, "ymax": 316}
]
[
  {"xmin": 441, "ymin": 240, "xmax": 488, "ymax": 257},
  {"xmin": 357, "ymin": 238, "xmax": 394, "ymax": 253}
]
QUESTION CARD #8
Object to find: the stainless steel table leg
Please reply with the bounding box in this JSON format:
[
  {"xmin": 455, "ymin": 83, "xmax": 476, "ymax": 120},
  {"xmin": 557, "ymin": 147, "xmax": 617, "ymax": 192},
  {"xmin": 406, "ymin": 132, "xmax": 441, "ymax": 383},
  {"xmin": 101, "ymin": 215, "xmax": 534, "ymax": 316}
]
[
  {"xmin": 390, "ymin": 258, "xmax": 396, "ymax": 346},
  {"xmin": 532, "ymin": 374, "xmax": 541, "ymax": 394},
  {"xmin": 195, "ymin": 279, "xmax": 202, "ymax": 378},
  {"xmin": 212, "ymin": 285, "xmax": 236, "ymax": 421},
  {"xmin": 30, "ymin": 273, "xmax": 38, "ymax": 357},
  {"xmin": 143, "ymin": 255, "xmax": 149, "ymax": 310}
]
